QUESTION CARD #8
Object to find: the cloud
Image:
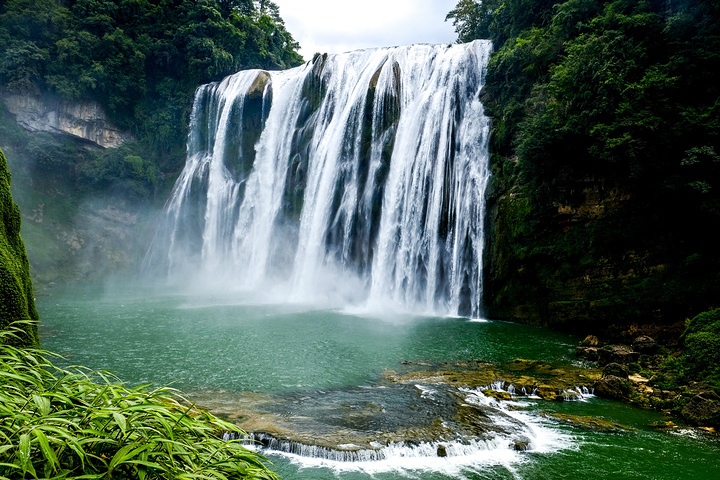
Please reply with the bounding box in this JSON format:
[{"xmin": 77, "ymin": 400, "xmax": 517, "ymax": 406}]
[{"xmin": 273, "ymin": 0, "xmax": 458, "ymax": 60}]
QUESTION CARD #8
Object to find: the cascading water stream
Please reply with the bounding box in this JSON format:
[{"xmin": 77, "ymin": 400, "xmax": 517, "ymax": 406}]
[{"xmin": 144, "ymin": 40, "xmax": 492, "ymax": 317}]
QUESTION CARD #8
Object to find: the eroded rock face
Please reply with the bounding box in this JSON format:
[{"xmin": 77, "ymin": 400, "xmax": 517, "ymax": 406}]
[
  {"xmin": 2, "ymin": 93, "xmax": 133, "ymax": 148},
  {"xmin": 681, "ymin": 392, "xmax": 720, "ymax": 427},
  {"xmin": 598, "ymin": 345, "xmax": 639, "ymax": 366},
  {"xmin": 602, "ymin": 362, "xmax": 629, "ymax": 378},
  {"xmin": 594, "ymin": 375, "xmax": 631, "ymax": 400},
  {"xmin": 632, "ymin": 335, "xmax": 659, "ymax": 354}
]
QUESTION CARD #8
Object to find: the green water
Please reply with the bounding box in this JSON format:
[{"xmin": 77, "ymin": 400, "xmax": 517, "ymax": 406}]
[{"xmin": 37, "ymin": 283, "xmax": 719, "ymax": 479}]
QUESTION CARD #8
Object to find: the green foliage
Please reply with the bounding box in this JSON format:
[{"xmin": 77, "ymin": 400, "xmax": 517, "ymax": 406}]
[
  {"xmin": 0, "ymin": 322, "xmax": 278, "ymax": 479},
  {"xmin": 680, "ymin": 309, "xmax": 720, "ymax": 390},
  {"xmin": 0, "ymin": 0, "xmax": 303, "ymax": 189},
  {"xmin": 656, "ymin": 309, "xmax": 720, "ymax": 393},
  {"xmin": 454, "ymin": 0, "xmax": 720, "ymax": 329},
  {"xmin": 0, "ymin": 147, "xmax": 38, "ymax": 347}
]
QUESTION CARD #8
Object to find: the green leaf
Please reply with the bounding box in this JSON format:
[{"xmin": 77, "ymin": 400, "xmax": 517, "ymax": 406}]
[
  {"xmin": 18, "ymin": 433, "xmax": 31, "ymax": 471},
  {"xmin": 33, "ymin": 429, "xmax": 59, "ymax": 472},
  {"xmin": 113, "ymin": 411, "xmax": 127, "ymax": 435},
  {"xmin": 32, "ymin": 394, "xmax": 51, "ymax": 416}
]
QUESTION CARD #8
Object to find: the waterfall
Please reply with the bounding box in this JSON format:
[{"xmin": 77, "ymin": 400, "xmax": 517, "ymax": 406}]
[{"xmin": 143, "ymin": 40, "xmax": 492, "ymax": 317}]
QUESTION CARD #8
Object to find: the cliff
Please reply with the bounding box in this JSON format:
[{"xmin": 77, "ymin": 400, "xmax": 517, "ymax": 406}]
[
  {"xmin": 0, "ymin": 146, "xmax": 39, "ymax": 346},
  {"xmin": 0, "ymin": 92, "xmax": 132, "ymax": 148},
  {"xmin": 483, "ymin": 160, "xmax": 694, "ymax": 341},
  {"xmin": 450, "ymin": 0, "xmax": 720, "ymax": 338}
]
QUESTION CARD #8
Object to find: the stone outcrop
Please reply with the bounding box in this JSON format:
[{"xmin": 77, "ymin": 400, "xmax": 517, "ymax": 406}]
[
  {"xmin": 681, "ymin": 392, "xmax": 720, "ymax": 427},
  {"xmin": 632, "ymin": 335, "xmax": 659, "ymax": 354},
  {"xmin": 597, "ymin": 345, "xmax": 640, "ymax": 366},
  {"xmin": 594, "ymin": 375, "xmax": 631, "ymax": 400},
  {"xmin": 1, "ymin": 93, "xmax": 132, "ymax": 148}
]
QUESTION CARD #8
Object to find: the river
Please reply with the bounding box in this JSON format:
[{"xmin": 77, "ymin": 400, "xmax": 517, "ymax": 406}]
[{"xmin": 37, "ymin": 283, "xmax": 718, "ymax": 479}]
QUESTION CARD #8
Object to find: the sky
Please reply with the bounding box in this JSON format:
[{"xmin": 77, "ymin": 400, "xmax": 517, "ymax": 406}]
[{"xmin": 272, "ymin": 0, "xmax": 460, "ymax": 61}]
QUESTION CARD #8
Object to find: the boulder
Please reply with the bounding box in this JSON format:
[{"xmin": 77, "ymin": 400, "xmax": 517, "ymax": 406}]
[
  {"xmin": 581, "ymin": 335, "xmax": 600, "ymax": 346},
  {"xmin": 632, "ymin": 335, "xmax": 659, "ymax": 355},
  {"xmin": 597, "ymin": 345, "xmax": 639, "ymax": 366},
  {"xmin": 593, "ymin": 375, "xmax": 631, "ymax": 400},
  {"xmin": 576, "ymin": 346, "xmax": 599, "ymax": 360},
  {"xmin": 436, "ymin": 444, "xmax": 447, "ymax": 457},
  {"xmin": 602, "ymin": 363, "xmax": 629, "ymax": 378},
  {"xmin": 482, "ymin": 390, "xmax": 512, "ymax": 401},
  {"xmin": 513, "ymin": 440, "xmax": 530, "ymax": 451},
  {"xmin": 535, "ymin": 385, "xmax": 564, "ymax": 402},
  {"xmin": 681, "ymin": 392, "xmax": 720, "ymax": 427}
]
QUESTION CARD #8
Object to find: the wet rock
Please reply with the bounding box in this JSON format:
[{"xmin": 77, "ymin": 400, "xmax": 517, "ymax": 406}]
[
  {"xmin": 506, "ymin": 359, "xmax": 539, "ymax": 371},
  {"xmin": 594, "ymin": 375, "xmax": 631, "ymax": 400},
  {"xmin": 581, "ymin": 335, "xmax": 600, "ymax": 346},
  {"xmin": 437, "ymin": 444, "xmax": 447, "ymax": 457},
  {"xmin": 632, "ymin": 336, "xmax": 659, "ymax": 355},
  {"xmin": 535, "ymin": 385, "xmax": 564, "ymax": 402},
  {"xmin": 482, "ymin": 389, "xmax": 512, "ymax": 401},
  {"xmin": 602, "ymin": 362, "xmax": 629, "ymax": 378},
  {"xmin": 597, "ymin": 345, "xmax": 639, "ymax": 366},
  {"xmin": 681, "ymin": 392, "xmax": 720, "ymax": 427},
  {"xmin": 576, "ymin": 346, "xmax": 599, "ymax": 360},
  {"xmin": 513, "ymin": 440, "xmax": 530, "ymax": 451}
]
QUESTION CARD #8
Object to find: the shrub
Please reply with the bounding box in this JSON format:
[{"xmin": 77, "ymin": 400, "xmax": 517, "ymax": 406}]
[{"xmin": 0, "ymin": 322, "xmax": 276, "ymax": 480}]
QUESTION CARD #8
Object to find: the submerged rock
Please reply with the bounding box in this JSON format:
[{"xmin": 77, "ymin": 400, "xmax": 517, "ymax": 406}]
[{"xmin": 545, "ymin": 413, "xmax": 631, "ymax": 432}]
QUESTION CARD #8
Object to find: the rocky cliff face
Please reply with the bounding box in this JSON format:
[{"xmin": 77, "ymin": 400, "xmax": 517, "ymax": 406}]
[
  {"xmin": 483, "ymin": 158, "xmax": 691, "ymax": 338},
  {"xmin": 1, "ymin": 93, "xmax": 132, "ymax": 148},
  {"xmin": 0, "ymin": 147, "xmax": 39, "ymax": 346}
]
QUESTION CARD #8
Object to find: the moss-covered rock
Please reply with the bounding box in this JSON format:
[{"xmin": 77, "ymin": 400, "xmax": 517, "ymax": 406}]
[
  {"xmin": 680, "ymin": 392, "xmax": 720, "ymax": 427},
  {"xmin": 0, "ymin": 147, "xmax": 39, "ymax": 346},
  {"xmin": 658, "ymin": 309, "xmax": 720, "ymax": 397}
]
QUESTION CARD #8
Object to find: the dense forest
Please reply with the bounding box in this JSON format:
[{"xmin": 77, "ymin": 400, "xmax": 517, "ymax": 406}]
[
  {"xmin": 449, "ymin": 0, "xmax": 720, "ymax": 333},
  {"xmin": 0, "ymin": 0, "xmax": 303, "ymax": 199},
  {"xmin": 448, "ymin": 0, "xmax": 720, "ymax": 401}
]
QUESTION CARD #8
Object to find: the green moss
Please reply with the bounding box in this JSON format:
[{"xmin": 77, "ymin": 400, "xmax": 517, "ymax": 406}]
[
  {"xmin": 0, "ymin": 147, "xmax": 39, "ymax": 347},
  {"xmin": 656, "ymin": 309, "xmax": 720, "ymax": 394}
]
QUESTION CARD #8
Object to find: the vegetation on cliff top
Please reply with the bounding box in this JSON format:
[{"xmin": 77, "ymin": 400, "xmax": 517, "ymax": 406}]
[
  {"xmin": 0, "ymin": 146, "xmax": 38, "ymax": 346},
  {"xmin": 0, "ymin": 0, "xmax": 303, "ymax": 196},
  {"xmin": 449, "ymin": 0, "xmax": 720, "ymax": 332}
]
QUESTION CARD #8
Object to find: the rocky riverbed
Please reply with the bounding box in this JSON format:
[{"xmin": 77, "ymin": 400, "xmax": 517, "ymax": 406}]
[{"xmin": 577, "ymin": 334, "xmax": 719, "ymax": 431}]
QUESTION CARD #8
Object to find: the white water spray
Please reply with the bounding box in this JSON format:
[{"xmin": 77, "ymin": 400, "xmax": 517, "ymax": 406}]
[{"xmin": 144, "ymin": 41, "xmax": 492, "ymax": 317}]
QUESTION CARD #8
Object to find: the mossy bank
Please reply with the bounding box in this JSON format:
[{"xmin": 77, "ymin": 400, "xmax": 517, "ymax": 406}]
[{"xmin": 0, "ymin": 146, "xmax": 38, "ymax": 346}]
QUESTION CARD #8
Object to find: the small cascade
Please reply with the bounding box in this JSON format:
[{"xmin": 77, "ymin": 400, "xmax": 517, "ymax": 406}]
[
  {"xmin": 224, "ymin": 431, "xmax": 525, "ymax": 463},
  {"xmin": 479, "ymin": 381, "xmax": 595, "ymax": 401},
  {"xmin": 144, "ymin": 40, "xmax": 492, "ymax": 317}
]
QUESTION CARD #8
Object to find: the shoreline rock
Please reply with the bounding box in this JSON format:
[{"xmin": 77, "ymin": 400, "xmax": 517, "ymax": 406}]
[{"xmin": 576, "ymin": 334, "xmax": 720, "ymax": 431}]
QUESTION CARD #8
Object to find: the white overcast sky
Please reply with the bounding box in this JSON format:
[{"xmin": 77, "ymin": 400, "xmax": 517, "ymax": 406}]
[{"xmin": 272, "ymin": 0, "xmax": 460, "ymax": 61}]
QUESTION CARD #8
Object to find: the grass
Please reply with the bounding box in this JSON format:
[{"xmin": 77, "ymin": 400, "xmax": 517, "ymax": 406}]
[{"xmin": 0, "ymin": 322, "xmax": 277, "ymax": 480}]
